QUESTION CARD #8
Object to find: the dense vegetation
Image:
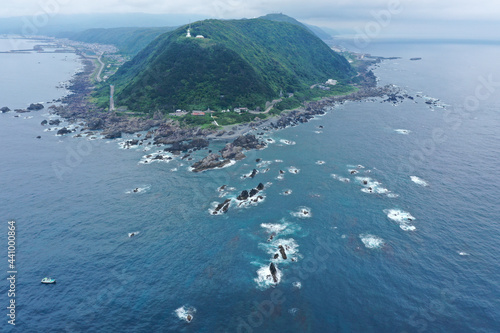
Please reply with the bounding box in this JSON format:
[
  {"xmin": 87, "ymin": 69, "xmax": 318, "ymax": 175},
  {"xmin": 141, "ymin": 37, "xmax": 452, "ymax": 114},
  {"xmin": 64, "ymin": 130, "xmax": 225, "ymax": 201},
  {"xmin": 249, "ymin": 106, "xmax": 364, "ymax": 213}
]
[
  {"xmin": 95, "ymin": 16, "xmax": 355, "ymax": 114},
  {"xmin": 59, "ymin": 27, "xmax": 175, "ymax": 55}
]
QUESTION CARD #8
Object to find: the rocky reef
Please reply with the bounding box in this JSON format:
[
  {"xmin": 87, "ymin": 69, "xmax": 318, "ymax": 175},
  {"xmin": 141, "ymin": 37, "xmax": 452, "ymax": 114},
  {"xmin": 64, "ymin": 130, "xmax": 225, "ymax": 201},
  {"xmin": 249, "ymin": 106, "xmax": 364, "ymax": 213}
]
[{"xmin": 191, "ymin": 134, "xmax": 266, "ymax": 173}]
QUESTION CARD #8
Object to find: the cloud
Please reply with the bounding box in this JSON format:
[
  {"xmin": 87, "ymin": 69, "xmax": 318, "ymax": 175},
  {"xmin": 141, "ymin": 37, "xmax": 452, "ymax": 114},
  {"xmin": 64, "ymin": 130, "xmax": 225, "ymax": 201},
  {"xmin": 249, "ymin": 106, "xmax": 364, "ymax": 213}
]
[{"xmin": 2, "ymin": 0, "xmax": 500, "ymax": 39}]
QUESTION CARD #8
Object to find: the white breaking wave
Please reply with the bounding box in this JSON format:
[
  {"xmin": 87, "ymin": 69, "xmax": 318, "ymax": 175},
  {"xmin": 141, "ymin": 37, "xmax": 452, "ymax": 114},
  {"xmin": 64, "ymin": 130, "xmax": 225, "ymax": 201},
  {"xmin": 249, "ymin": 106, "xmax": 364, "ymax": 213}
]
[
  {"xmin": 394, "ymin": 129, "xmax": 411, "ymax": 135},
  {"xmin": 331, "ymin": 174, "xmax": 350, "ymax": 183},
  {"xmin": 125, "ymin": 185, "xmax": 150, "ymax": 194},
  {"xmin": 280, "ymin": 139, "xmax": 296, "ymax": 145},
  {"xmin": 261, "ymin": 223, "xmax": 287, "ymax": 234},
  {"xmin": 128, "ymin": 231, "xmax": 139, "ymax": 237},
  {"xmin": 175, "ymin": 305, "xmax": 196, "ymax": 323},
  {"xmin": 410, "ymin": 176, "xmax": 429, "ymax": 187},
  {"xmin": 384, "ymin": 209, "xmax": 416, "ymax": 231},
  {"xmin": 292, "ymin": 281, "xmax": 302, "ymax": 289},
  {"xmin": 255, "ymin": 263, "xmax": 282, "ymax": 289},
  {"xmin": 316, "ymin": 160, "xmax": 326, "ymax": 165},
  {"xmin": 360, "ymin": 234, "xmax": 385, "ymax": 249},
  {"xmin": 260, "ymin": 238, "xmax": 300, "ymax": 262},
  {"xmin": 291, "ymin": 207, "xmax": 312, "ymax": 218},
  {"xmin": 288, "ymin": 166, "xmax": 300, "ymax": 174},
  {"xmin": 356, "ymin": 177, "xmax": 393, "ymax": 196}
]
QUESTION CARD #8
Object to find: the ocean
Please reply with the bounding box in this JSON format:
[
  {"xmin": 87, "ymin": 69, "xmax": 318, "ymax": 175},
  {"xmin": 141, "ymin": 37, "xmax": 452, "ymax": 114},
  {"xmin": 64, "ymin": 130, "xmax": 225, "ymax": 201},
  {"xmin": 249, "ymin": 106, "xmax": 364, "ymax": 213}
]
[{"xmin": 0, "ymin": 37, "xmax": 499, "ymax": 332}]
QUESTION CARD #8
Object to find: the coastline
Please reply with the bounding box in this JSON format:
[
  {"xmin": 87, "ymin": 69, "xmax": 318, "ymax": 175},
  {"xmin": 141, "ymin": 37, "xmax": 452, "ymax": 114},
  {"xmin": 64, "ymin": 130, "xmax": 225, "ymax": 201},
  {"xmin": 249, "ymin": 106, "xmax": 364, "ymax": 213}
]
[{"xmin": 2, "ymin": 38, "xmax": 410, "ymax": 171}]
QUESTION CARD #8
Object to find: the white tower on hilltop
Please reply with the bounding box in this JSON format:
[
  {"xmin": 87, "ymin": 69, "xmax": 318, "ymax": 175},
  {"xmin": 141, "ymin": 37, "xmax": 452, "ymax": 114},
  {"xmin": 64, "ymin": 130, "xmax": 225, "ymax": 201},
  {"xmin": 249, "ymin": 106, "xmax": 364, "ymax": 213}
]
[{"xmin": 186, "ymin": 27, "xmax": 191, "ymax": 38}]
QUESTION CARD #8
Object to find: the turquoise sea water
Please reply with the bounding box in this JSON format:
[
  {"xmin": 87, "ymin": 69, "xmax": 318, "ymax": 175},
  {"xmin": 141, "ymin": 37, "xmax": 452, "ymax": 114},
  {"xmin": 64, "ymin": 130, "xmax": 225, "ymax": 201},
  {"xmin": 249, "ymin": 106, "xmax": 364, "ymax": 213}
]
[{"xmin": 0, "ymin": 38, "xmax": 499, "ymax": 332}]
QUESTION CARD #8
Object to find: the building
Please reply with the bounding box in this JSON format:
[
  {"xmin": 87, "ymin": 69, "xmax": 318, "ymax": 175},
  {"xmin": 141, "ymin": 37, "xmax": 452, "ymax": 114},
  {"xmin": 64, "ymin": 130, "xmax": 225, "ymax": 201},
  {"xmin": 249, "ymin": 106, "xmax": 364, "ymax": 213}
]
[
  {"xmin": 192, "ymin": 111, "xmax": 205, "ymax": 116},
  {"xmin": 186, "ymin": 28, "xmax": 191, "ymax": 38},
  {"xmin": 195, "ymin": 35, "xmax": 205, "ymax": 39}
]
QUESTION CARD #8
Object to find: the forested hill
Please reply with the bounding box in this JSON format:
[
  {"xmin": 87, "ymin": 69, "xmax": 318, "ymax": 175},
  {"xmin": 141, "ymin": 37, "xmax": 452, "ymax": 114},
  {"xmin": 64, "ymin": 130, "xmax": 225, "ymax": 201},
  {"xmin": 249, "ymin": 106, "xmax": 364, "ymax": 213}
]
[{"xmin": 97, "ymin": 16, "xmax": 355, "ymax": 113}]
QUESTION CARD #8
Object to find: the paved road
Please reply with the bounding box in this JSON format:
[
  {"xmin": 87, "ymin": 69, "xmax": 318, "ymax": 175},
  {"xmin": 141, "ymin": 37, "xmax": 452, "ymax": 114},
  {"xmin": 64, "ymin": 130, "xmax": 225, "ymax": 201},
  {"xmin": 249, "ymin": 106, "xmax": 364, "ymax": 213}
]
[{"xmin": 95, "ymin": 53, "xmax": 105, "ymax": 82}]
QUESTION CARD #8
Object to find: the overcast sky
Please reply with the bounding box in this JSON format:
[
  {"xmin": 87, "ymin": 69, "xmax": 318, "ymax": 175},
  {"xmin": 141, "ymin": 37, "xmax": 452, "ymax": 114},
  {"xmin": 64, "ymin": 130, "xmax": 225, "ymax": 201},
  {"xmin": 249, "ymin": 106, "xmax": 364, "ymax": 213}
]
[{"xmin": 2, "ymin": 0, "xmax": 500, "ymax": 39}]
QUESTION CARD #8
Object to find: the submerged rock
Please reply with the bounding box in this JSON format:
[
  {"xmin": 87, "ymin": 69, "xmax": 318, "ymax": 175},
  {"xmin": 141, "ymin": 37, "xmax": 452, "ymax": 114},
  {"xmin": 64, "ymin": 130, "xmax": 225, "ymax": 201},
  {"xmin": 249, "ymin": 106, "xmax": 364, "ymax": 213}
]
[{"xmin": 1, "ymin": 106, "xmax": 11, "ymax": 113}]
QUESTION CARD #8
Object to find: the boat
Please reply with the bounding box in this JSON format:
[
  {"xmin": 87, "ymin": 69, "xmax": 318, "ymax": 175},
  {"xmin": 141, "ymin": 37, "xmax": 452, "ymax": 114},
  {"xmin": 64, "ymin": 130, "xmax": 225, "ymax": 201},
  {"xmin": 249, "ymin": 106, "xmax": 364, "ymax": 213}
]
[{"xmin": 41, "ymin": 277, "xmax": 56, "ymax": 284}]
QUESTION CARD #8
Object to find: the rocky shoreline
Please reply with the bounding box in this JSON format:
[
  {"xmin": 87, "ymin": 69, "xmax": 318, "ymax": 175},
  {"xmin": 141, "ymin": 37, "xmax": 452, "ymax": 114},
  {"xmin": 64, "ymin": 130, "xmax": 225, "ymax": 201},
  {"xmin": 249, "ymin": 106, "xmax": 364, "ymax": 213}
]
[{"xmin": 1, "ymin": 51, "xmax": 411, "ymax": 172}]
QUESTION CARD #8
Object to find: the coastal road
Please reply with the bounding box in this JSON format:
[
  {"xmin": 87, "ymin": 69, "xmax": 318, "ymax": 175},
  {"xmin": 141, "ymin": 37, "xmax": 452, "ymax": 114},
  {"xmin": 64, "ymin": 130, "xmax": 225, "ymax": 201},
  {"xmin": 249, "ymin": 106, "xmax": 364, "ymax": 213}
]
[{"xmin": 95, "ymin": 53, "xmax": 105, "ymax": 82}]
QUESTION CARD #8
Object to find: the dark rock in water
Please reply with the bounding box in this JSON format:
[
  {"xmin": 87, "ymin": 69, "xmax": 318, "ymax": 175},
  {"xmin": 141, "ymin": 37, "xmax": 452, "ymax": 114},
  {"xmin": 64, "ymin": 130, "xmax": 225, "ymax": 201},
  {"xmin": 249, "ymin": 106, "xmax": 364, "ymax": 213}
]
[
  {"xmin": 249, "ymin": 188, "xmax": 259, "ymax": 197},
  {"xmin": 191, "ymin": 153, "xmax": 231, "ymax": 172},
  {"xmin": 257, "ymin": 183, "xmax": 264, "ymax": 191},
  {"xmin": 27, "ymin": 103, "xmax": 44, "ymax": 111},
  {"xmin": 274, "ymin": 253, "xmax": 279, "ymax": 259},
  {"xmin": 237, "ymin": 190, "xmax": 249, "ymax": 201},
  {"xmin": 249, "ymin": 169, "xmax": 258, "ymax": 178},
  {"xmin": 363, "ymin": 180, "xmax": 368, "ymax": 185},
  {"xmin": 41, "ymin": 120, "xmax": 48, "ymax": 125},
  {"xmin": 232, "ymin": 134, "xmax": 266, "ymax": 150},
  {"xmin": 218, "ymin": 185, "xmax": 227, "ymax": 192},
  {"xmin": 279, "ymin": 170, "xmax": 285, "ymax": 174},
  {"xmin": 410, "ymin": 57, "xmax": 422, "ymax": 61},
  {"xmin": 36, "ymin": 136, "xmax": 41, "ymax": 139},
  {"xmin": 1, "ymin": 107, "xmax": 10, "ymax": 113},
  {"xmin": 165, "ymin": 138, "xmax": 209, "ymax": 155},
  {"xmin": 104, "ymin": 131, "xmax": 122, "ymax": 139},
  {"xmin": 48, "ymin": 119, "xmax": 61, "ymax": 126},
  {"xmin": 57, "ymin": 127, "xmax": 72, "ymax": 135},
  {"xmin": 278, "ymin": 245, "xmax": 288, "ymax": 260},
  {"xmin": 256, "ymin": 158, "xmax": 262, "ymax": 163},
  {"xmin": 214, "ymin": 199, "xmax": 231, "ymax": 214},
  {"xmin": 14, "ymin": 109, "xmax": 28, "ymax": 113},
  {"xmin": 269, "ymin": 263, "xmax": 278, "ymax": 283},
  {"xmin": 125, "ymin": 139, "xmax": 139, "ymax": 146},
  {"xmin": 154, "ymin": 155, "xmax": 164, "ymax": 160}
]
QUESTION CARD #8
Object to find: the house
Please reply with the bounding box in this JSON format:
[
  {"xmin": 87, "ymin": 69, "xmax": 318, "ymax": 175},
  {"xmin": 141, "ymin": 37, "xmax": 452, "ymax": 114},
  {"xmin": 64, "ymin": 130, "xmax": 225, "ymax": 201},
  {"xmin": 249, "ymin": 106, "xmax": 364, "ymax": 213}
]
[
  {"xmin": 195, "ymin": 35, "xmax": 205, "ymax": 39},
  {"xmin": 192, "ymin": 111, "xmax": 205, "ymax": 116}
]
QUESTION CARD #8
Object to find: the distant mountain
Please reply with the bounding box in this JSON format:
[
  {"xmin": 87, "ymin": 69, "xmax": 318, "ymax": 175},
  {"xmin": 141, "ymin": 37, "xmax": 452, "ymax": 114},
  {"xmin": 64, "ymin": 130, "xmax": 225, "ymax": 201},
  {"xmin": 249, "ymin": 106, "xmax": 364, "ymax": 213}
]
[
  {"xmin": 0, "ymin": 13, "xmax": 202, "ymax": 35},
  {"xmin": 97, "ymin": 16, "xmax": 355, "ymax": 113},
  {"xmin": 57, "ymin": 27, "xmax": 176, "ymax": 56}
]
